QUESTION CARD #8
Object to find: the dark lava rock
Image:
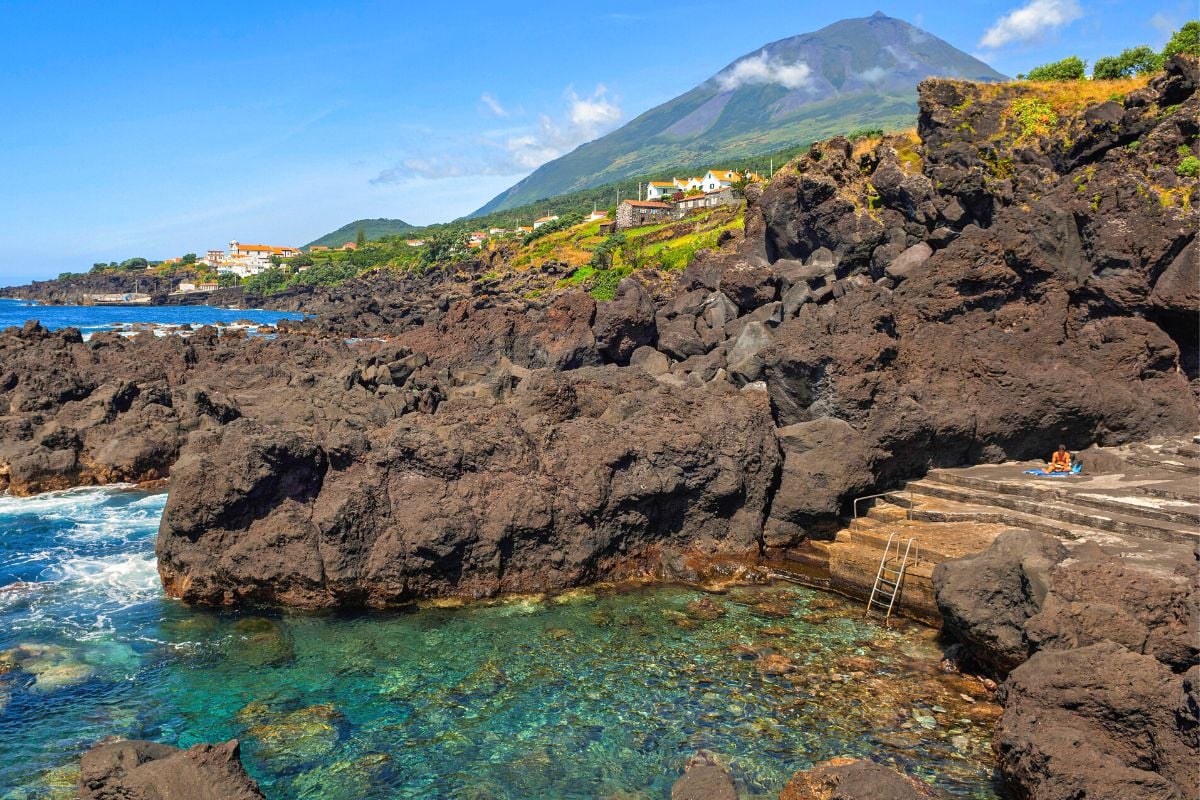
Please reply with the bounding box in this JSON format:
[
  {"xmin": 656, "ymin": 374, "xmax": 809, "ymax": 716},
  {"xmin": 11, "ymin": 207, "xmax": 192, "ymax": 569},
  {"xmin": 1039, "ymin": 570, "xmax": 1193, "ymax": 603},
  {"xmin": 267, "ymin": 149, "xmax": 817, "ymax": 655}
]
[
  {"xmin": 79, "ymin": 738, "xmax": 264, "ymax": 800},
  {"xmin": 936, "ymin": 531, "xmax": 1199, "ymax": 800},
  {"xmin": 932, "ymin": 530, "xmax": 1068, "ymax": 676},
  {"xmin": 158, "ymin": 368, "xmax": 780, "ymax": 608},
  {"xmin": 779, "ymin": 757, "xmax": 940, "ymax": 799},
  {"xmin": 591, "ymin": 277, "xmax": 657, "ymax": 364},
  {"xmin": 995, "ymin": 643, "xmax": 1197, "ymax": 800}
]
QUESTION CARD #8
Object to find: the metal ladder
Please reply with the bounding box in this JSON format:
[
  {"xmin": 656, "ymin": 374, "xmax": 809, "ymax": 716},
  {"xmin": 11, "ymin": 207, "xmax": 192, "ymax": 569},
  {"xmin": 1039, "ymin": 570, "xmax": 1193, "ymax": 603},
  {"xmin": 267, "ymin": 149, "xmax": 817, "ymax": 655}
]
[{"xmin": 865, "ymin": 532, "xmax": 916, "ymax": 626}]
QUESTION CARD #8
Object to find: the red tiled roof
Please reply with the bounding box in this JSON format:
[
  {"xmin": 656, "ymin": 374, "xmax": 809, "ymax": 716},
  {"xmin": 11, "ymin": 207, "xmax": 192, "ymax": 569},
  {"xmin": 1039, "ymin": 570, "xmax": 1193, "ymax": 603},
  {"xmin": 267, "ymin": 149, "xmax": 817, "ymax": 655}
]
[{"xmin": 622, "ymin": 200, "xmax": 671, "ymax": 209}]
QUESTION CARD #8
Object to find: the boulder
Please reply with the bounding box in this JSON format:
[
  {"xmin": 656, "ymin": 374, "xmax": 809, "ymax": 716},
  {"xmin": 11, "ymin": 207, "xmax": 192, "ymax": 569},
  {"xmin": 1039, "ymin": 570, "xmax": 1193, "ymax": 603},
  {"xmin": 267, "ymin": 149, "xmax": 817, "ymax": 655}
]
[
  {"xmin": 779, "ymin": 757, "xmax": 939, "ymax": 800},
  {"xmin": 79, "ymin": 739, "xmax": 264, "ymax": 800},
  {"xmin": 995, "ymin": 643, "xmax": 1196, "ymax": 800},
  {"xmin": 630, "ymin": 346, "xmax": 670, "ymax": 376},
  {"xmin": 884, "ymin": 242, "xmax": 932, "ymax": 280},
  {"xmin": 158, "ymin": 368, "xmax": 780, "ymax": 608},
  {"xmin": 727, "ymin": 322, "xmax": 774, "ymax": 367},
  {"xmin": 1023, "ymin": 543, "xmax": 1198, "ymax": 671},
  {"xmin": 656, "ymin": 314, "xmax": 706, "ymax": 361},
  {"xmin": 592, "ymin": 278, "xmax": 657, "ymax": 364},
  {"xmin": 719, "ymin": 261, "xmax": 779, "ymax": 312},
  {"xmin": 932, "ymin": 530, "xmax": 1068, "ymax": 676},
  {"xmin": 671, "ymin": 751, "xmax": 737, "ymax": 800}
]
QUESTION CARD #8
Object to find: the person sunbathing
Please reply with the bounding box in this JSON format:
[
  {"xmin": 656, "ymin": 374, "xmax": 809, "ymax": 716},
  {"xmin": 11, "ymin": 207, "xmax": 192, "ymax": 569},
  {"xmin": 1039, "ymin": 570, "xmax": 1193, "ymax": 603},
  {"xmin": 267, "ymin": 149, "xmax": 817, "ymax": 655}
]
[{"xmin": 1048, "ymin": 445, "xmax": 1072, "ymax": 473}]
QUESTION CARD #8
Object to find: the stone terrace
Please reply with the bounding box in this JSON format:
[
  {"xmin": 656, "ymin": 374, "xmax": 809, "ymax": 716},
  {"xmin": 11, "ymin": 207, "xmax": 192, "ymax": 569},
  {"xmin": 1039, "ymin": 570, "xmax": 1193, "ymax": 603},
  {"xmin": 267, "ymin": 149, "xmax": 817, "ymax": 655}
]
[{"xmin": 772, "ymin": 436, "xmax": 1199, "ymax": 623}]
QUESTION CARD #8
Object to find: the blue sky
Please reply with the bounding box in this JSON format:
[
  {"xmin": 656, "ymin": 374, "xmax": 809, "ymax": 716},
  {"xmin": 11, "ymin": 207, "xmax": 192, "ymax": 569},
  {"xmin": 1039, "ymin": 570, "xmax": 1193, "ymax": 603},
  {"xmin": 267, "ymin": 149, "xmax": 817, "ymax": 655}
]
[{"xmin": 0, "ymin": 0, "xmax": 1191, "ymax": 282}]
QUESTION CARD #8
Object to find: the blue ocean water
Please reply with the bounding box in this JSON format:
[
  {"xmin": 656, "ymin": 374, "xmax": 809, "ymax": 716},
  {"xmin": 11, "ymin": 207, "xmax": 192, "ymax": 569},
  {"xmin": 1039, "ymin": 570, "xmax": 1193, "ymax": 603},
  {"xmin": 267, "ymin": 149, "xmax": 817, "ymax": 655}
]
[
  {"xmin": 0, "ymin": 296, "xmax": 300, "ymax": 336},
  {"xmin": 0, "ymin": 487, "xmax": 1004, "ymax": 800}
]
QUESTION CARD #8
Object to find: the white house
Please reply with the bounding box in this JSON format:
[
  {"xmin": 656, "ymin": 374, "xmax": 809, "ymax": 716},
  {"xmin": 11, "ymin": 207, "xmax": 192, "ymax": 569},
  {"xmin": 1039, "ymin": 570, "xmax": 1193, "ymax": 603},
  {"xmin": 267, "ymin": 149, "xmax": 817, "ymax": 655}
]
[
  {"xmin": 586, "ymin": 210, "xmax": 609, "ymax": 222},
  {"xmin": 215, "ymin": 240, "xmax": 300, "ymax": 277},
  {"xmin": 646, "ymin": 181, "xmax": 680, "ymax": 200},
  {"xmin": 699, "ymin": 170, "xmax": 740, "ymax": 192},
  {"xmin": 533, "ymin": 215, "xmax": 559, "ymax": 229}
]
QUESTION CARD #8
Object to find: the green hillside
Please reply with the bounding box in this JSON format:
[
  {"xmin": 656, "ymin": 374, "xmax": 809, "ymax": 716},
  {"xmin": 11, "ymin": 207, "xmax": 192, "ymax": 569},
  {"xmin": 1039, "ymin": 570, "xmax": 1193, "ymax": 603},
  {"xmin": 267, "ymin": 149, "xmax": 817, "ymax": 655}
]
[
  {"xmin": 306, "ymin": 218, "xmax": 416, "ymax": 250},
  {"xmin": 473, "ymin": 12, "xmax": 1004, "ymax": 216}
]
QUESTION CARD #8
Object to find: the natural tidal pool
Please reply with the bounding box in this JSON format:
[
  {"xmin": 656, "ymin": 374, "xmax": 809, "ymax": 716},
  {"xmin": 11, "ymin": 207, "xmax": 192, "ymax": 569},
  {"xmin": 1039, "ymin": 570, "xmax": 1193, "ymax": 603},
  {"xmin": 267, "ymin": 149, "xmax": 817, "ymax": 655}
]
[{"xmin": 0, "ymin": 487, "xmax": 1003, "ymax": 799}]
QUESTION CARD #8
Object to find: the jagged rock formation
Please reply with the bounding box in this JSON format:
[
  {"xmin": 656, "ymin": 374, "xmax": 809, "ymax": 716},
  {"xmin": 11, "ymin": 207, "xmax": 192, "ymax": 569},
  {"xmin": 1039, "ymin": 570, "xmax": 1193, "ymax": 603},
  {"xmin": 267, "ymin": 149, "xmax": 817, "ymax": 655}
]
[
  {"xmin": 79, "ymin": 739, "xmax": 263, "ymax": 800},
  {"xmin": 1, "ymin": 59, "xmax": 1195, "ymax": 615},
  {"xmin": 157, "ymin": 370, "xmax": 777, "ymax": 607},
  {"xmin": 933, "ymin": 526, "xmax": 1198, "ymax": 797}
]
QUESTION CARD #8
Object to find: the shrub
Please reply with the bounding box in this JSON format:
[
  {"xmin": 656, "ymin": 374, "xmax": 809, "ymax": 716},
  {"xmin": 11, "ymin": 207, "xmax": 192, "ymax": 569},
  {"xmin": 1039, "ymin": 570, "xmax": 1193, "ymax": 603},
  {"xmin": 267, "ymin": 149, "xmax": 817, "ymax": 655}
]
[
  {"xmin": 1011, "ymin": 98, "xmax": 1058, "ymax": 138},
  {"xmin": 1020, "ymin": 56, "xmax": 1086, "ymax": 81},
  {"xmin": 588, "ymin": 233, "xmax": 626, "ymax": 270},
  {"xmin": 243, "ymin": 268, "xmax": 288, "ymax": 295},
  {"xmin": 588, "ymin": 268, "xmax": 626, "ymax": 301},
  {"xmin": 1093, "ymin": 45, "xmax": 1163, "ymax": 79},
  {"xmin": 846, "ymin": 127, "xmax": 884, "ymax": 141},
  {"xmin": 1177, "ymin": 156, "xmax": 1200, "ymax": 178},
  {"xmin": 1162, "ymin": 21, "xmax": 1199, "ymax": 59}
]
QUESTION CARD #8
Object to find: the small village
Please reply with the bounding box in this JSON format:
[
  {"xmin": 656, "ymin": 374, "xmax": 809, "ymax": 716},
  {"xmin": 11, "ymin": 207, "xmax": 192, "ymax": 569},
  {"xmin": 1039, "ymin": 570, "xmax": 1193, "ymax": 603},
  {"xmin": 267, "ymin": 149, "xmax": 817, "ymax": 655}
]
[{"xmin": 137, "ymin": 166, "xmax": 768, "ymax": 296}]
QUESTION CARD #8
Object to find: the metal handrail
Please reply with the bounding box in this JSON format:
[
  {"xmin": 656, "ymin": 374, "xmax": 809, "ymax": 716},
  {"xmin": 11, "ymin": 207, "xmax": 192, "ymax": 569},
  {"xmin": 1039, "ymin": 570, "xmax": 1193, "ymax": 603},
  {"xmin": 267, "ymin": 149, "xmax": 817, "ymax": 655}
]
[{"xmin": 852, "ymin": 489, "xmax": 913, "ymax": 532}]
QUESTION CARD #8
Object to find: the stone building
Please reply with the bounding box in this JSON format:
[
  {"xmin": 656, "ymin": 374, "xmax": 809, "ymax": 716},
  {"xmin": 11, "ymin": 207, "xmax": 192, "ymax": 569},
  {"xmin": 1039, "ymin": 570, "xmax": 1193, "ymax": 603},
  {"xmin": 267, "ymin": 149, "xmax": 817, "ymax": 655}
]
[{"xmin": 615, "ymin": 200, "xmax": 672, "ymax": 230}]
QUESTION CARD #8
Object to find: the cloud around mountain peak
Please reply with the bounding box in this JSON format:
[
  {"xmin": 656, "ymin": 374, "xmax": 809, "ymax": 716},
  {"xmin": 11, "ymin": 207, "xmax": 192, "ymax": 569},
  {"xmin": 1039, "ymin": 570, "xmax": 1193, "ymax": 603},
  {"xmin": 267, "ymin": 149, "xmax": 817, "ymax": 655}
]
[{"xmin": 716, "ymin": 50, "xmax": 813, "ymax": 91}]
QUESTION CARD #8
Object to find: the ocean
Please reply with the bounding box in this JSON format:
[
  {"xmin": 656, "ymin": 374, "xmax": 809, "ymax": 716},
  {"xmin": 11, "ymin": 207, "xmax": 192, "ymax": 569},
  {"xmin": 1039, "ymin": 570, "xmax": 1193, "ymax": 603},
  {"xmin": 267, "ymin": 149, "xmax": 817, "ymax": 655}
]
[{"xmin": 0, "ymin": 297, "xmax": 301, "ymax": 337}]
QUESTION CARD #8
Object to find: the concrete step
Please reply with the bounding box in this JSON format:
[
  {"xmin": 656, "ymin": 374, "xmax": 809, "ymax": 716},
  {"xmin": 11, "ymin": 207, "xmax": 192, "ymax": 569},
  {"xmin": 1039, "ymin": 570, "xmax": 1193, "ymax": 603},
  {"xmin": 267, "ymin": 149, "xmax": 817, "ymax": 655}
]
[
  {"xmin": 1125, "ymin": 453, "xmax": 1200, "ymax": 475},
  {"xmin": 923, "ymin": 470, "xmax": 1200, "ymax": 525},
  {"xmin": 895, "ymin": 481, "xmax": 1197, "ymax": 546}
]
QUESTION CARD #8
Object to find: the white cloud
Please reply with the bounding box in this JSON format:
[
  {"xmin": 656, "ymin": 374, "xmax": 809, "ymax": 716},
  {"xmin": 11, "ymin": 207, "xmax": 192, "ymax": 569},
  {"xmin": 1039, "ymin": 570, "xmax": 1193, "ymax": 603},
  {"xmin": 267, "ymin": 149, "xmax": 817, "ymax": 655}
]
[
  {"xmin": 857, "ymin": 66, "xmax": 888, "ymax": 83},
  {"xmin": 500, "ymin": 86, "xmax": 622, "ymax": 170},
  {"xmin": 716, "ymin": 51, "xmax": 812, "ymax": 91},
  {"xmin": 979, "ymin": 0, "xmax": 1083, "ymax": 49},
  {"xmin": 370, "ymin": 85, "xmax": 624, "ymax": 183},
  {"xmin": 569, "ymin": 85, "xmax": 622, "ymax": 128},
  {"xmin": 480, "ymin": 92, "xmax": 508, "ymax": 117}
]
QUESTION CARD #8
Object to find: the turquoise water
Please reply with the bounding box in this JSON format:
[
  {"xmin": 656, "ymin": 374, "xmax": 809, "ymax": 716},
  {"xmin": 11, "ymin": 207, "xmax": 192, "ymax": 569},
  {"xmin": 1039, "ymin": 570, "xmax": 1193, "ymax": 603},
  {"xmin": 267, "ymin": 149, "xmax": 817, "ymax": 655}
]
[
  {"xmin": 0, "ymin": 487, "xmax": 1003, "ymax": 799},
  {"xmin": 0, "ymin": 296, "xmax": 300, "ymax": 336}
]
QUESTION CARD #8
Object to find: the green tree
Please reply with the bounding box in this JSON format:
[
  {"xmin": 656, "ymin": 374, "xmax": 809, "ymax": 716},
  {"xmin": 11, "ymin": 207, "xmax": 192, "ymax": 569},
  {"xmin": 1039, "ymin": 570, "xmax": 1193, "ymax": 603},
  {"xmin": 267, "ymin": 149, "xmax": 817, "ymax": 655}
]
[
  {"xmin": 1019, "ymin": 56, "xmax": 1087, "ymax": 81},
  {"xmin": 1093, "ymin": 45, "xmax": 1163, "ymax": 79},
  {"xmin": 1162, "ymin": 21, "xmax": 1200, "ymax": 58},
  {"xmin": 118, "ymin": 257, "xmax": 149, "ymax": 271},
  {"xmin": 181, "ymin": 253, "xmax": 197, "ymax": 265},
  {"xmin": 355, "ymin": 225, "xmax": 366, "ymax": 248},
  {"xmin": 244, "ymin": 268, "xmax": 288, "ymax": 295},
  {"xmin": 420, "ymin": 230, "xmax": 469, "ymax": 267},
  {"xmin": 216, "ymin": 272, "xmax": 240, "ymax": 289}
]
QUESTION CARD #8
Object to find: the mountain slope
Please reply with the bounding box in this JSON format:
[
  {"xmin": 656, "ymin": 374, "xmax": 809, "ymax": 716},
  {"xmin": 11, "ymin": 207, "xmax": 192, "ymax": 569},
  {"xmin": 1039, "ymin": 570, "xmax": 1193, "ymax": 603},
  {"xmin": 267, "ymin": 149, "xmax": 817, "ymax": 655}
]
[
  {"xmin": 306, "ymin": 218, "xmax": 416, "ymax": 249},
  {"xmin": 473, "ymin": 12, "xmax": 1004, "ymax": 215}
]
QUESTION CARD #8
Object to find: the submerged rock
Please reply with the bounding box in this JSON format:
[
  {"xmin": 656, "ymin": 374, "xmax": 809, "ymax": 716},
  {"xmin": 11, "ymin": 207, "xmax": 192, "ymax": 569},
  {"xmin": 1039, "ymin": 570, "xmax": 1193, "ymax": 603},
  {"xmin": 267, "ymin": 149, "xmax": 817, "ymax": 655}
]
[
  {"xmin": 778, "ymin": 757, "xmax": 939, "ymax": 799},
  {"xmin": 670, "ymin": 750, "xmax": 737, "ymax": 800}
]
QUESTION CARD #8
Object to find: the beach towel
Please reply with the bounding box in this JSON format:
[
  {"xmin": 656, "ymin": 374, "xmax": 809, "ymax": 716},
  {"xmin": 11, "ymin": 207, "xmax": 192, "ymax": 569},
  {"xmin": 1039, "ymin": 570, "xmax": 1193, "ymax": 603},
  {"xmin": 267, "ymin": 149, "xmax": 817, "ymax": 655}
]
[{"xmin": 1024, "ymin": 463, "xmax": 1083, "ymax": 477}]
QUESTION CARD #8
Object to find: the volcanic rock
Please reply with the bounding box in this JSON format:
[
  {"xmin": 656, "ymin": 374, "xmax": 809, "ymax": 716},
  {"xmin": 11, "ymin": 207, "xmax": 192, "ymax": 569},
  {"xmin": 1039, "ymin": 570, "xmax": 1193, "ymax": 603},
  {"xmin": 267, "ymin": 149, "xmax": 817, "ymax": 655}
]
[
  {"xmin": 994, "ymin": 643, "xmax": 1196, "ymax": 800},
  {"xmin": 779, "ymin": 757, "xmax": 939, "ymax": 799},
  {"xmin": 79, "ymin": 738, "xmax": 264, "ymax": 800},
  {"xmin": 158, "ymin": 367, "xmax": 780, "ymax": 607}
]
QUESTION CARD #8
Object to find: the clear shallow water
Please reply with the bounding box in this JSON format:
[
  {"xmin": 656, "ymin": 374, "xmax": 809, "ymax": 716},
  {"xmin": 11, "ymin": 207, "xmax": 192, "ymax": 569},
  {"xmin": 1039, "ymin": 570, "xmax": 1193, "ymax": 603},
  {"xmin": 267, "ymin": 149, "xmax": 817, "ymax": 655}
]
[
  {"xmin": 0, "ymin": 488, "xmax": 1003, "ymax": 799},
  {"xmin": 0, "ymin": 296, "xmax": 300, "ymax": 336}
]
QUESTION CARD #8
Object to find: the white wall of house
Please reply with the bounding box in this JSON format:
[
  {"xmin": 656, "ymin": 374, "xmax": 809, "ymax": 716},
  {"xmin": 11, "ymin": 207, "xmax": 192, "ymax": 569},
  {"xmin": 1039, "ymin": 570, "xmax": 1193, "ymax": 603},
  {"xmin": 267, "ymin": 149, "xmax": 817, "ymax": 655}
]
[{"xmin": 646, "ymin": 183, "xmax": 677, "ymax": 200}]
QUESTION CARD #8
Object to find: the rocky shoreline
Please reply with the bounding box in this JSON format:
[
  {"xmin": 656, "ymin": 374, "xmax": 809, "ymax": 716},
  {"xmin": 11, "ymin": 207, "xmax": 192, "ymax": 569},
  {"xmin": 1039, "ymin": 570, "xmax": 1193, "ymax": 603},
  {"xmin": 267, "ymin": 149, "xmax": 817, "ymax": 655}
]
[{"xmin": 1, "ymin": 58, "xmax": 1197, "ymax": 799}]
